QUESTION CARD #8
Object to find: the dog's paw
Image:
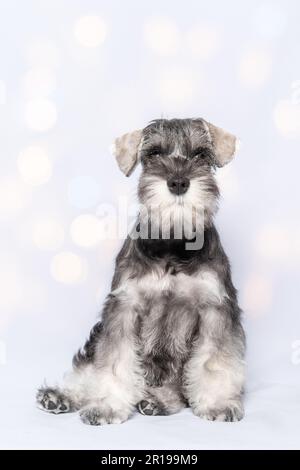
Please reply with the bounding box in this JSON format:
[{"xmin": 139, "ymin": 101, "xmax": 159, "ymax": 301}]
[
  {"xmin": 36, "ymin": 387, "xmax": 74, "ymax": 414},
  {"xmin": 79, "ymin": 406, "xmax": 128, "ymax": 426},
  {"xmin": 193, "ymin": 404, "xmax": 244, "ymax": 422},
  {"xmin": 137, "ymin": 399, "xmax": 166, "ymax": 416}
]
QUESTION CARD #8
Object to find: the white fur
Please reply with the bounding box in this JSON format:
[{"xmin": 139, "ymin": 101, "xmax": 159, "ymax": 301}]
[
  {"xmin": 62, "ymin": 301, "xmax": 145, "ymax": 423},
  {"xmin": 139, "ymin": 175, "xmax": 217, "ymax": 239},
  {"xmin": 109, "ymin": 142, "xmax": 116, "ymax": 156},
  {"xmin": 234, "ymin": 139, "xmax": 241, "ymax": 156},
  {"xmin": 184, "ymin": 306, "xmax": 245, "ymax": 417},
  {"xmin": 113, "ymin": 266, "xmax": 226, "ymax": 306}
]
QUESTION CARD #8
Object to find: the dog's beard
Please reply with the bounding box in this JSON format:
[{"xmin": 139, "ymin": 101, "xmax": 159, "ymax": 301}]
[{"xmin": 137, "ymin": 175, "xmax": 218, "ymax": 241}]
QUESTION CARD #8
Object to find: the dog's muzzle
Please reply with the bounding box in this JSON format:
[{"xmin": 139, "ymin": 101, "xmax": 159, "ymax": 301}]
[{"xmin": 167, "ymin": 177, "xmax": 190, "ymax": 195}]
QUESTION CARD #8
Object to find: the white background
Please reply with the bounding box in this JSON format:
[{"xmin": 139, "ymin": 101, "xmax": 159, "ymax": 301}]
[{"xmin": 0, "ymin": 0, "xmax": 300, "ymax": 449}]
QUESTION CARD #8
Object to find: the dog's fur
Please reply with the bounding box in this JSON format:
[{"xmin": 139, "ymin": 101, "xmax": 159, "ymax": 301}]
[{"xmin": 37, "ymin": 118, "xmax": 245, "ymax": 424}]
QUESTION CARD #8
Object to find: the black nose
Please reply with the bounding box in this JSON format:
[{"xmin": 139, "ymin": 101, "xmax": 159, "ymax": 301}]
[{"xmin": 167, "ymin": 177, "xmax": 190, "ymax": 195}]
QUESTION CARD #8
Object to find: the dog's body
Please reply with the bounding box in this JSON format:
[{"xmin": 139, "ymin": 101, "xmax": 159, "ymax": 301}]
[{"xmin": 37, "ymin": 118, "xmax": 245, "ymax": 424}]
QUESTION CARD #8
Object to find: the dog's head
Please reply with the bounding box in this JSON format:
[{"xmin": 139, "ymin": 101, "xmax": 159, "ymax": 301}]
[{"xmin": 112, "ymin": 118, "xmax": 239, "ymax": 231}]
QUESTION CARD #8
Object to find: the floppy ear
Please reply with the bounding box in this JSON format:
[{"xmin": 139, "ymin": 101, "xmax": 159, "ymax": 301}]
[
  {"xmin": 111, "ymin": 129, "xmax": 143, "ymax": 176},
  {"xmin": 205, "ymin": 121, "xmax": 239, "ymax": 167}
]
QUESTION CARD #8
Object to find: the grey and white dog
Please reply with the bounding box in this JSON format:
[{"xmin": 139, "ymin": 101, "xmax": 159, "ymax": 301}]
[{"xmin": 37, "ymin": 118, "xmax": 245, "ymax": 425}]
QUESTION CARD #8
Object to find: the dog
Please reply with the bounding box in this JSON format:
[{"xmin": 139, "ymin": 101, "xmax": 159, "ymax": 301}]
[{"xmin": 37, "ymin": 118, "xmax": 245, "ymax": 425}]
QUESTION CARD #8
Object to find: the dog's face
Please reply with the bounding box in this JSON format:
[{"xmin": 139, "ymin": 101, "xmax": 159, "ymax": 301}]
[
  {"xmin": 112, "ymin": 118, "xmax": 239, "ymax": 231},
  {"xmin": 138, "ymin": 119, "xmax": 220, "ymax": 226}
]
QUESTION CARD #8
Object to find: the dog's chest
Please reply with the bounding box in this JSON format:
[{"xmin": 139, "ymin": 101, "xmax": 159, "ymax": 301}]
[
  {"xmin": 114, "ymin": 264, "xmax": 225, "ymax": 385},
  {"xmin": 135, "ymin": 269, "xmax": 200, "ymax": 385},
  {"xmin": 114, "ymin": 263, "xmax": 225, "ymax": 309},
  {"xmin": 134, "ymin": 265, "xmax": 225, "ymax": 305}
]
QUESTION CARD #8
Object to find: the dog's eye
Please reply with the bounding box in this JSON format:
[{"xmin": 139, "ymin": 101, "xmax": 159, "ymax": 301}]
[
  {"xmin": 191, "ymin": 148, "xmax": 206, "ymax": 158},
  {"xmin": 191, "ymin": 148, "xmax": 212, "ymax": 160},
  {"xmin": 145, "ymin": 147, "xmax": 163, "ymax": 158}
]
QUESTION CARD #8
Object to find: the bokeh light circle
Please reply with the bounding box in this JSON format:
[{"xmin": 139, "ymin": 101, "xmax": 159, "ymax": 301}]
[
  {"xmin": 0, "ymin": 178, "xmax": 30, "ymax": 214},
  {"xmin": 158, "ymin": 67, "xmax": 196, "ymax": 107},
  {"xmin": 74, "ymin": 16, "xmax": 107, "ymax": 48},
  {"xmin": 243, "ymin": 273, "xmax": 272, "ymax": 315},
  {"xmin": 144, "ymin": 18, "xmax": 180, "ymax": 56},
  {"xmin": 274, "ymin": 99, "xmax": 300, "ymax": 139},
  {"xmin": 238, "ymin": 49, "xmax": 272, "ymax": 89},
  {"xmin": 51, "ymin": 251, "xmax": 87, "ymax": 284},
  {"xmin": 17, "ymin": 146, "xmax": 52, "ymax": 185},
  {"xmin": 255, "ymin": 224, "xmax": 300, "ymax": 267}
]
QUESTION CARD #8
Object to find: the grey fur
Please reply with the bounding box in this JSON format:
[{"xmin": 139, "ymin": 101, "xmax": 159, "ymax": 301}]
[{"xmin": 37, "ymin": 118, "xmax": 245, "ymax": 425}]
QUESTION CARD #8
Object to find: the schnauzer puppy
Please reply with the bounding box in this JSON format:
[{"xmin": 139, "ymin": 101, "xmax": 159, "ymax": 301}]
[{"xmin": 37, "ymin": 118, "xmax": 245, "ymax": 425}]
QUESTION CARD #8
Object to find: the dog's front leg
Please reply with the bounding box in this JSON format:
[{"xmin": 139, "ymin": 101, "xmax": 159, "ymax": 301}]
[
  {"xmin": 184, "ymin": 305, "xmax": 245, "ymax": 422},
  {"xmin": 76, "ymin": 292, "xmax": 144, "ymax": 425},
  {"xmin": 37, "ymin": 291, "xmax": 144, "ymax": 425}
]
